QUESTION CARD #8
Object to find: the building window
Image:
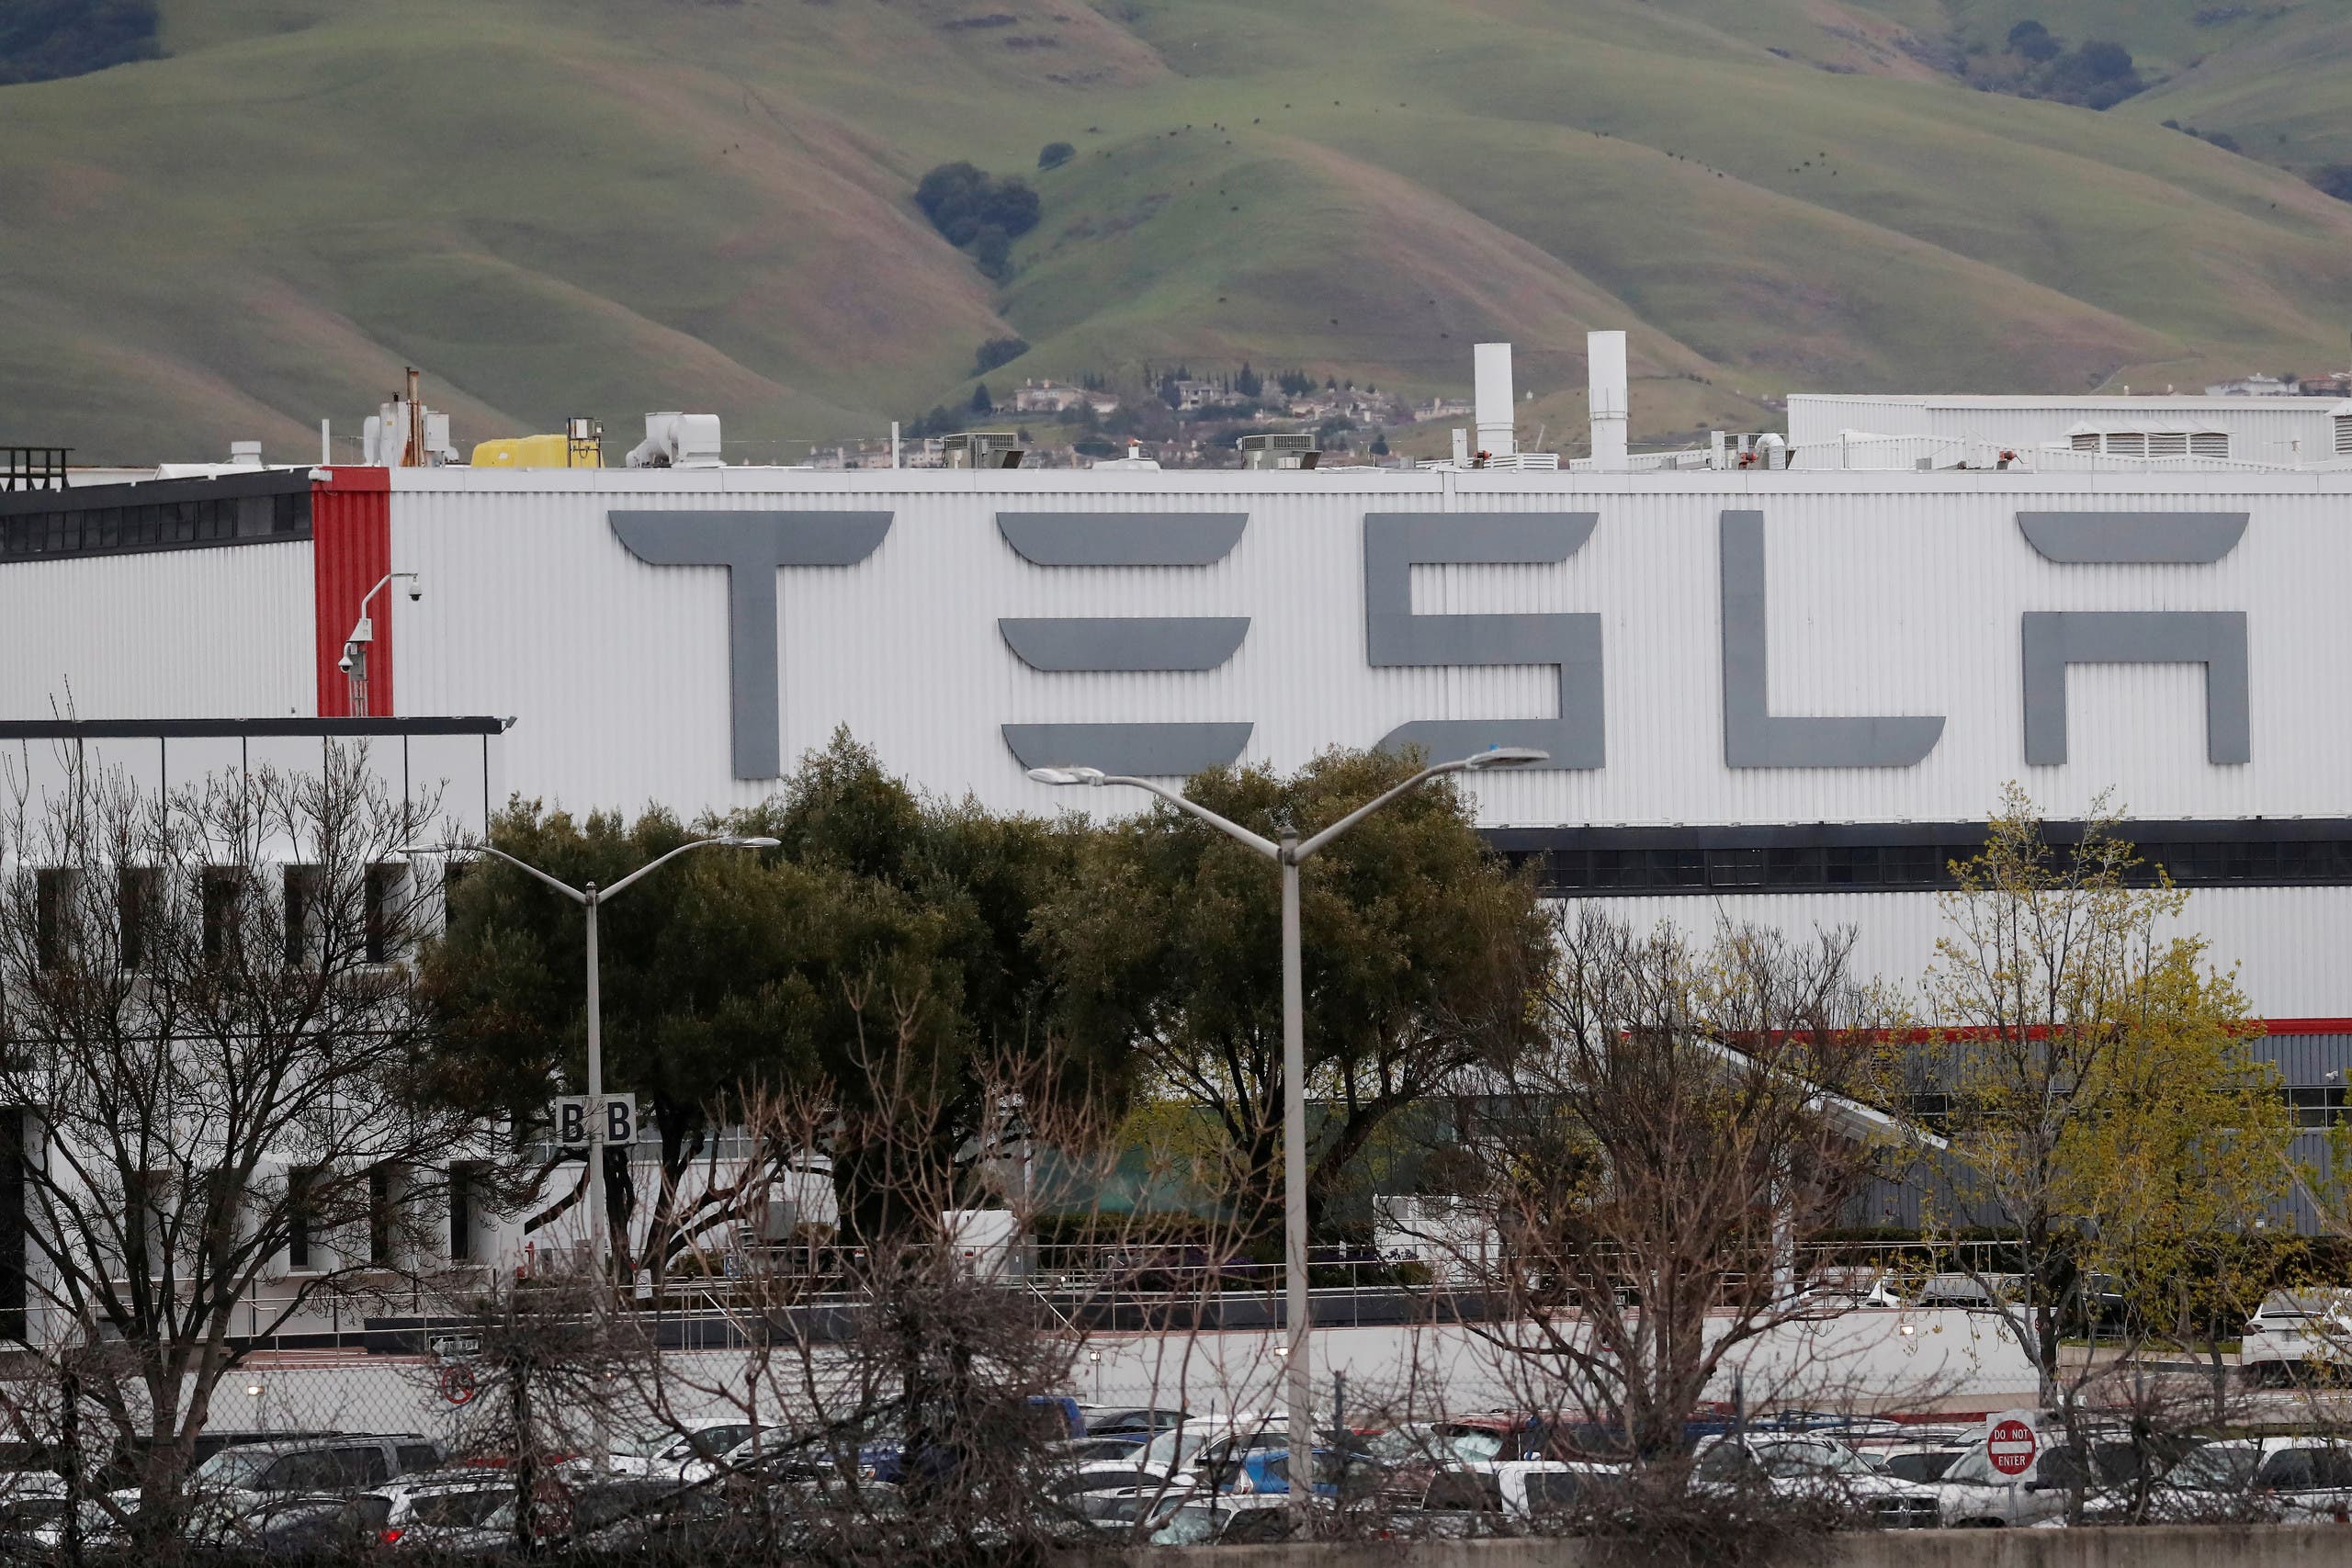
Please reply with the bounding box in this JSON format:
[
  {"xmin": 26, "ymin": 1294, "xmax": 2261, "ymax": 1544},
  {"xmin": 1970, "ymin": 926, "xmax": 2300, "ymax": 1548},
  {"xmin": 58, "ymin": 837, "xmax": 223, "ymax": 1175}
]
[
  {"xmin": 448, "ymin": 1164, "xmax": 481, "ymax": 1262},
  {"xmin": 118, "ymin": 867, "xmax": 160, "ymax": 972},
  {"xmin": 200, "ymin": 869, "xmax": 245, "ymax": 963},
  {"xmin": 283, "ymin": 865, "xmax": 322, "ymax": 966},
  {"xmin": 2284, "ymin": 1086, "xmax": 2346, "ymax": 1129},
  {"xmin": 32, "ymin": 869, "xmax": 73, "ymax": 971},
  {"xmin": 368, "ymin": 1167, "xmax": 394, "ymax": 1265},
  {"xmin": 364, "ymin": 864, "xmax": 403, "ymax": 964},
  {"xmin": 0, "ymin": 478, "xmax": 311, "ymax": 562},
  {"xmin": 288, "ymin": 1169, "xmax": 317, "ymax": 1271}
]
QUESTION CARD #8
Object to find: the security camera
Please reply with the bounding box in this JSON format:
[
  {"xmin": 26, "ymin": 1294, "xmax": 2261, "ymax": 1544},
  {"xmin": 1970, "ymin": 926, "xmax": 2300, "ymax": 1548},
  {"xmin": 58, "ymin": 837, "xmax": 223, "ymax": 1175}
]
[
  {"xmin": 405, "ymin": 575, "xmax": 424, "ymax": 603},
  {"xmin": 338, "ymin": 649, "xmax": 356, "ymax": 674}
]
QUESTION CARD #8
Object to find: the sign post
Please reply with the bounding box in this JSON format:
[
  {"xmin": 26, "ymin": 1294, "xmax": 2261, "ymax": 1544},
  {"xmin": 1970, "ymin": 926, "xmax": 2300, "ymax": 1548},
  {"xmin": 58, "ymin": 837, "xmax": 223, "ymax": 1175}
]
[{"xmin": 1986, "ymin": 1409, "xmax": 2040, "ymax": 1483}]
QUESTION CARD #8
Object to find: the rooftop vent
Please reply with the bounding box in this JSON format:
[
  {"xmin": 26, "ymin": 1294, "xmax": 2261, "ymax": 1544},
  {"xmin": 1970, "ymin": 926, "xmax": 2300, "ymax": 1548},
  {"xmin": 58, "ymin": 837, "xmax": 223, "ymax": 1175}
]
[
  {"xmin": 2333, "ymin": 401, "xmax": 2352, "ymax": 457},
  {"xmin": 942, "ymin": 431, "xmax": 1026, "ymax": 469},
  {"xmin": 1710, "ymin": 431, "xmax": 1787, "ymax": 470},
  {"xmin": 626, "ymin": 412, "xmax": 724, "ymax": 469},
  {"xmin": 1239, "ymin": 432, "xmax": 1321, "ymax": 470}
]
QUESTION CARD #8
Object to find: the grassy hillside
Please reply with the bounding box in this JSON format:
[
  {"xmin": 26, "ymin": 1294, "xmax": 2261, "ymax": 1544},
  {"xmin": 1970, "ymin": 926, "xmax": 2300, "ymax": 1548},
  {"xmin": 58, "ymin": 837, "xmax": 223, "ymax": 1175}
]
[{"xmin": 0, "ymin": 0, "xmax": 2346, "ymax": 461}]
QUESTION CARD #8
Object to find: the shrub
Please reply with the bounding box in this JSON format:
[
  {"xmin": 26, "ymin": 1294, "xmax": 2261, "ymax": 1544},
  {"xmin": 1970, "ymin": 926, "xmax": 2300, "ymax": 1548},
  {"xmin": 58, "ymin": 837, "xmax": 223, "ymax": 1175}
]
[
  {"xmin": 1037, "ymin": 141, "xmax": 1074, "ymax": 170},
  {"xmin": 973, "ymin": 336, "xmax": 1030, "ymax": 375},
  {"xmin": 2312, "ymin": 164, "xmax": 2352, "ymax": 203},
  {"xmin": 0, "ymin": 0, "xmax": 161, "ymax": 85}
]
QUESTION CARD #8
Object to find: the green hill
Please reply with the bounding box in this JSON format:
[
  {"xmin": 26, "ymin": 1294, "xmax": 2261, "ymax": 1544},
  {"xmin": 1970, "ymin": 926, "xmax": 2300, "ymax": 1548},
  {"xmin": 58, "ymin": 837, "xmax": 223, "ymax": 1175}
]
[{"xmin": 1, "ymin": 0, "xmax": 2346, "ymax": 462}]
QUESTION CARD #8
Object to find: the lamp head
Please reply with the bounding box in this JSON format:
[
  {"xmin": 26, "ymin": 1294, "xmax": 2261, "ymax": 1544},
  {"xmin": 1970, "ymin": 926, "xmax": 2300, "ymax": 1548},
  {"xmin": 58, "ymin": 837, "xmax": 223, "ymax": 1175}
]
[
  {"xmin": 1027, "ymin": 766, "xmax": 1106, "ymax": 786},
  {"xmin": 1457, "ymin": 745, "xmax": 1549, "ymax": 772},
  {"xmin": 718, "ymin": 835, "xmax": 780, "ymax": 849}
]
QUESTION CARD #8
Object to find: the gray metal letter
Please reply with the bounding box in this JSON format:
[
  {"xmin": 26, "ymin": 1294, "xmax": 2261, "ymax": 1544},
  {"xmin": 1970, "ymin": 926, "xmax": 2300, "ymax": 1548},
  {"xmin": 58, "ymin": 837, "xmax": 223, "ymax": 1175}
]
[
  {"xmin": 2015, "ymin": 509, "xmax": 2251, "ymax": 766},
  {"xmin": 997, "ymin": 513, "xmax": 1247, "ymax": 566},
  {"xmin": 1719, "ymin": 511, "xmax": 1944, "ymax": 768},
  {"xmin": 1001, "ymin": 723, "xmax": 1254, "ymax": 776},
  {"xmin": 2020, "ymin": 612, "xmax": 2250, "ymax": 765},
  {"xmin": 1000, "ymin": 617, "xmax": 1250, "ymax": 672},
  {"xmin": 610, "ymin": 510, "xmax": 892, "ymax": 780},
  {"xmin": 1364, "ymin": 512, "xmax": 1602, "ymax": 768},
  {"xmin": 998, "ymin": 511, "xmax": 1251, "ymax": 775},
  {"xmin": 2018, "ymin": 512, "xmax": 2247, "ymax": 565}
]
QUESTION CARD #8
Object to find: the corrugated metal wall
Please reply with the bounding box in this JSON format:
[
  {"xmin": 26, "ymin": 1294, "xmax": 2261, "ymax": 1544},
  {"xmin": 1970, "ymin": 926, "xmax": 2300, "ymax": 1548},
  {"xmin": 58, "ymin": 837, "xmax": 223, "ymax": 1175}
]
[
  {"xmin": 387, "ymin": 466, "xmax": 2352, "ymax": 831},
  {"xmin": 0, "ymin": 541, "xmax": 312, "ymax": 719},
  {"xmin": 1788, "ymin": 395, "xmax": 2340, "ymax": 461},
  {"xmin": 1562, "ymin": 886, "xmax": 2352, "ymax": 1032}
]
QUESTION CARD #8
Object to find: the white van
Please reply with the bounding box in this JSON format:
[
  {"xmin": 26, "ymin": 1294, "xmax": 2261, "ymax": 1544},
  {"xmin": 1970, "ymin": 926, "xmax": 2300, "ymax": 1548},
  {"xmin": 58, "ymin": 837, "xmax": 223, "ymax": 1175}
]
[{"xmin": 2240, "ymin": 1290, "xmax": 2352, "ymax": 1384}]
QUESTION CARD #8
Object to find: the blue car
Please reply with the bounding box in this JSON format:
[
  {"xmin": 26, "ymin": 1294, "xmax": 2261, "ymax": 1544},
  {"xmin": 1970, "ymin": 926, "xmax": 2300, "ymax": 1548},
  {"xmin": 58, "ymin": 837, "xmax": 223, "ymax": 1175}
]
[{"xmin": 1199, "ymin": 1447, "xmax": 1370, "ymax": 1498}]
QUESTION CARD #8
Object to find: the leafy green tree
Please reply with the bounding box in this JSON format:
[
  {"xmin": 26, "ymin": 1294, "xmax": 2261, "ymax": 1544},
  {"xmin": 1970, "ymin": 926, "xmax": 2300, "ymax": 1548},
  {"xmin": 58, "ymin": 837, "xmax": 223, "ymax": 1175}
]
[
  {"xmin": 1914, "ymin": 786, "xmax": 2290, "ymax": 1480},
  {"xmin": 0, "ymin": 0, "xmax": 159, "ymax": 85},
  {"xmin": 1036, "ymin": 141, "xmax": 1074, "ymax": 170},
  {"xmin": 426, "ymin": 735, "xmax": 1105, "ymax": 1253},
  {"xmin": 973, "ymin": 336, "xmax": 1029, "ymax": 376},
  {"xmin": 969, "ymin": 382, "xmax": 995, "ymax": 415},
  {"xmin": 1035, "ymin": 749, "xmax": 1548, "ymax": 1247}
]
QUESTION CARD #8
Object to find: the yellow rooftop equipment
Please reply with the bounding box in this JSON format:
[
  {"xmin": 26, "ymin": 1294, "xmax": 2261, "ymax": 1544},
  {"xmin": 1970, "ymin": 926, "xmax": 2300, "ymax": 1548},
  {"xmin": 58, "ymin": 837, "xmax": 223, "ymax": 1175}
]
[{"xmin": 471, "ymin": 416, "xmax": 602, "ymax": 468}]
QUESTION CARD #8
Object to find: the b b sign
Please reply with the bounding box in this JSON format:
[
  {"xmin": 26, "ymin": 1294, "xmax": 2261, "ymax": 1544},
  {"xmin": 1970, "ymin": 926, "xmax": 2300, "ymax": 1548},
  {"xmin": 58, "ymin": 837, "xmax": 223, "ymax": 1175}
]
[{"xmin": 555, "ymin": 1094, "xmax": 638, "ymax": 1149}]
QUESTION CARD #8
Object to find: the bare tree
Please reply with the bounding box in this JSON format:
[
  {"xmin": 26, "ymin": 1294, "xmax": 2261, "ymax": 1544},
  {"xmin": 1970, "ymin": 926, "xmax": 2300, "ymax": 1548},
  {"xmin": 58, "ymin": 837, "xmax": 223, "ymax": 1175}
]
[
  {"xmin": 0, "ymin": 743, "xmax": 492, "ymax": 1543},
  {"xmin": 1455, "ymin": 909, "xmax": 1894, "ymax": 1476}
]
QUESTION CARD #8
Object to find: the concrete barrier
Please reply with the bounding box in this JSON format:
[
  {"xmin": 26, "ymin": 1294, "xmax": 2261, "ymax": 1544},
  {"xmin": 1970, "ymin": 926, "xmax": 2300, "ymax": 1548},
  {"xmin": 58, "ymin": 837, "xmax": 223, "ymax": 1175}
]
[{"xmin": 1094, "ymin": 1525, "xmax": 2352, "ymax": 1568}]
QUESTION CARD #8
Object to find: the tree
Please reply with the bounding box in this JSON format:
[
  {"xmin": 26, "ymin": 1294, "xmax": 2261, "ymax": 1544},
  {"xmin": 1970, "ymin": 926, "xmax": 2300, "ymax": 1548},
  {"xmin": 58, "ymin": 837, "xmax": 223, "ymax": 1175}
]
[
  {"xmin": 970, "ymin": 382, "xmax": 995, "ymax": 415},
  {"xmin": 2007, "ymin": 18, "xmax": 2060, "ymax": 62},
  {"xmin": 1458, "ymin": 911, "xmax": 1892, "ymax": 1472},
  {"xmin": 1035, "ymin": 749, "xmax": 1548, "ymax": 1248},
  {"xmin": 1912, "ymin": 786, "xmax": 2290, "ymax": 1496},
  {"xmin": 1036, "ymin": 141, "xmax": 1074, "ymax": 170},
  {"xmin": 973, "ymin": 336, "xmax": 1029, "ymax": 376},
  {"xmin": 971, "ymin": 225, "xmax": 1012, "ymax": 279},
  {"xmin": 1234, "ymin": 362, "xmax": 1262, "ymax": 398},
  {"xmin": 427, "ymin": 735, "xmax": 1104, "ymax": 1250},
  {"xmin": 0, "ymin": 0, "xmax": 160, "ymax": 85},
  {"xmin": 2311, "ymin": 164, "xmax": 2352, "ymax": 203},
  {"xmin": 0, "ymin": 744, "xmax": 484, "ymax": 1543}
]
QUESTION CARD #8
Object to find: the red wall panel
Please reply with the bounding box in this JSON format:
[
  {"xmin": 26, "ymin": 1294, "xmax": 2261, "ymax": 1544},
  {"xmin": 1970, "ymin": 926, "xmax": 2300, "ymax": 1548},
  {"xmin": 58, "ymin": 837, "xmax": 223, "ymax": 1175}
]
[{"xmin": 311, "ymin": 468, "xmax": 393, "ymax": 716}]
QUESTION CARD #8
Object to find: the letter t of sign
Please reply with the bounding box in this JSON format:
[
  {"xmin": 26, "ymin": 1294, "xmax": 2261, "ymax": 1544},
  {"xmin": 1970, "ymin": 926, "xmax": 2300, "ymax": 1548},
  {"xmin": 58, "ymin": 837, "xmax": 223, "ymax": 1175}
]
[{"xmin": 609, "ymin": 511, "xmax": 892, "ymax": 780}]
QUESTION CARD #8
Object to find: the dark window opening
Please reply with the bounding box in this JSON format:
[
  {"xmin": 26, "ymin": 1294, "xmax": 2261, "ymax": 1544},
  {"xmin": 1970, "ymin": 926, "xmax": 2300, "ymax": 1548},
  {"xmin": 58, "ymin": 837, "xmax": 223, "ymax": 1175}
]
[
  {"xmin": 368, "ymin": 1167, "xmax": 394, "ymax": 1265},
  {"xmin": 363, "ymin": 864, "xmax": 401, "ymax": 964},
  {"xmin": 32, "ymin": 870, "xmax": 70, "ymax": 971},
  {"xmin": 200, "ymin": 869, "xmax": 244, "ymax": 963},
  {"xmin": 2285, "ymin": 1086, "xmax": 2347, "ymax": 1129},
  {"xmin": 0, "ymin": 478, "xmax": 310, "ymax": 563},
  {"xmin": 288, "ymin": 1168, "xmax": 317, "ymax": 1270},
  {"xmin": 448, "ymin": 1163, "xmax": 479, "ymax": 1261},
  {"xmin": 283, "ymin": 864, "xmax": 322, "ymax": 966},
  {"xmin": 118, "ymin": 867, "xmax": 159, "ymax": 972}
]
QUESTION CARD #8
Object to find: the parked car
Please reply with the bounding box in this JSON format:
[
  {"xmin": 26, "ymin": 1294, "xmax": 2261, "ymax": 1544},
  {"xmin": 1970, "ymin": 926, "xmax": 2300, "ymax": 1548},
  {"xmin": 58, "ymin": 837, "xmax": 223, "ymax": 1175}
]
[
  {"xmin": 1193, "ymin": 1445, "xmax": 1375, "ymax": 1499},
  {"xmin": 1931, "ymin": 1431, "xmax": 2191, "ymax": 1527},
  {"xmin": 1075, "ymin": 1405, "xmax": 1186, "ymax": 1438},
  {"xmin": 2076, "ymin": 1439, "xmax": 2265, "ymax": 1525},
  {"xmin": 1915, "ymin": 1273, "xmax": 2020, "ymax": 1311},
  {"xmin": 1690, "ymin": 1433, "xmax": 1942, "ymax": 1528},
  {"xmin": 1147, "ymin": 1493, "xmax": 1297, "ymax": 1546},
  {"xmin": 2241, "ymin": 1290, "xmax": 2352, "ymax": 1385},
  {"xmin": 606, "ymin": 1419, "xmax": 762, "ymax": 1481},
  {"xmin": 185, "ymin": 1434, "xmax": 444, "ymax": 1500},
  {"xmin": 2250, "ymin": 1438, "xmax": 2352, "ymax": 1524},
  {"xmin": 1871, "ymin": 1439, "xmax": 1971, "ymax": 1484},
  {"xmin": 1494, "ymin": 1459, "xmax": 1631, "ymax": 1527},
  {"xmin": 1052, "ymin": 1434, "xmax": 1151, "ymax": 1465}
]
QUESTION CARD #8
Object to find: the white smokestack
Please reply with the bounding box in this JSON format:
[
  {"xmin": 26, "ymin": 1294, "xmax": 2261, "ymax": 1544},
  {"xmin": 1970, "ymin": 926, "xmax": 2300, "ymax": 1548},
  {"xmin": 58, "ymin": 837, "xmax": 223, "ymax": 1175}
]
[
  {"xmin": 1587, "ymin": 329, "xmax": 1628, "ymax": 472},
  {"xmin": 1474, "ymin": 342, "xmax": 1516, "ymax": 457}
]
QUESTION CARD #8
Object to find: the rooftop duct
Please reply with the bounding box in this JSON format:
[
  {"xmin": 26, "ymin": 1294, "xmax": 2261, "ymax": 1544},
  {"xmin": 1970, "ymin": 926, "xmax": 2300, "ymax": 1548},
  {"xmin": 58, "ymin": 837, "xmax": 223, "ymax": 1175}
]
[
  {"xmin": 1588, "ymin": 330, "xmax": 1628, "ymax": 473},
  {"xmin": 1474, "ymin": 342, "xmax": 1516, "ymax": 457}
]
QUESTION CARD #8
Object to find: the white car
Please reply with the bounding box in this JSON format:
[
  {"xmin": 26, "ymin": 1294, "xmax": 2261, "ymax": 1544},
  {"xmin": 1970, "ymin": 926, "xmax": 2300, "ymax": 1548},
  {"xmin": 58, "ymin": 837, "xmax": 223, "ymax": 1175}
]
[
  {"xmin": 1494, "ymin": 1459, "xmax": 1629, "ymax": 1525},
  {"xmin": 1691, "ymin": 1433, "xmax": 1941, "ymax": 1528},
  {"xmin": 605, "ymin": 1420, "xmax": 761, "ymax": 1481},
  {"xmin": 1931, "ymin": 1431, "xmax": 2182, "ymax": 1527},
  {"xmin": 2241, "ymin": 1290, "xmax": 2352, "ymax": 1384}
]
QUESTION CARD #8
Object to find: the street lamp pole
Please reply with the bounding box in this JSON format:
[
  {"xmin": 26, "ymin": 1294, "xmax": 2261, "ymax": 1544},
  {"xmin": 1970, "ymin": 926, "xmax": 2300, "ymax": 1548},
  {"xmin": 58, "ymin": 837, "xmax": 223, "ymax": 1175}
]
[
  {"xmin": 1028, "ymin": 745, "xmax": 1545, "ymax": 1517},
  {"xmin": 401, "ymin": 834, "xmax": 777, "ymax": 1277}
]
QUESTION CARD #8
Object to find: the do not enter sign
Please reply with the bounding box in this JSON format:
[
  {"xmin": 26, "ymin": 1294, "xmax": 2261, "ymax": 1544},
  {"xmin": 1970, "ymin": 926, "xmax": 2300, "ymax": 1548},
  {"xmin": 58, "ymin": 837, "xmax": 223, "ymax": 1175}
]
[{"xmin": 1987, "ymin": 1414, "xmax": 2039, "ymax": 1478}]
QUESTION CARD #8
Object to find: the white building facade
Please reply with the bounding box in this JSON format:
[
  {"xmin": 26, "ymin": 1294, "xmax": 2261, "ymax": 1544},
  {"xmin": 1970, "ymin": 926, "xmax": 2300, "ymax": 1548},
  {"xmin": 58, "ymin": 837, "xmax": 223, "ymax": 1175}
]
[{"xmin": 7, "ymin": 451, "xmax": 2352, "ymax": 1292}]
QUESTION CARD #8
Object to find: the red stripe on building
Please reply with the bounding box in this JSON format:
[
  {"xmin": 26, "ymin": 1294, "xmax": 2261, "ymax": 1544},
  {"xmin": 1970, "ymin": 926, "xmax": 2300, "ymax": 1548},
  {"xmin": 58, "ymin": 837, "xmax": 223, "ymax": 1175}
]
[{"xmin": 311, "ymin": 468, "xmax": 393, "ymax": 717}]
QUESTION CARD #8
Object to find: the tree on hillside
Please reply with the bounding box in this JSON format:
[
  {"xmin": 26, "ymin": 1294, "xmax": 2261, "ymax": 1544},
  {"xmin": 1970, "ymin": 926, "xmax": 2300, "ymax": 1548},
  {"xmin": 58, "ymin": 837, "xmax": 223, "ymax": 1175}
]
[
  {"xmin": 913, "ymin": 163, "xmax": 1042, "ymax": 278},
  {"xmin": 2007, "ymin": 18, "xmax": 2061, "ymax": 63},
  {"xmin": 970, "ymin": 382, "xmax": 995, "ymax": 415},
  {"xmin": 973, "ymin": 336, "xmax": 1029, "ymax": 376},
  {"xmin": 1035, "ymin": 749, "xmax": 1549, "ymax": 1247},
  {"xmin": 1911, "ymin": 787, "xmax": 2290, "ymax": 1509},
  {"xmin": 0, "ymin": 746, "xmax": 484, "ymax": 1545},
  {"xmin": 1036, "ymin": 141, "xmax": 1074, "ymax": 170},
  {"xmin": 0, "ymin": 0, "xmax": 159, "ymax": 85},
  {"xmin": 2311, "ymin": 165, "xmax": 2352, "ymax": 203}
]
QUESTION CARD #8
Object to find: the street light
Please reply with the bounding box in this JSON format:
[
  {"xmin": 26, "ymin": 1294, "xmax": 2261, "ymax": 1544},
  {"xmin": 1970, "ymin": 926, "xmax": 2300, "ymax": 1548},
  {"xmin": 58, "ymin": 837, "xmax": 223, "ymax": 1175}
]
[
  {"xmin": 399, "ymin": 833, "xmax": 778, "ymax": 1277},
  {"xmin": 1028, "ymin": 744, "xmax": 1545, "ymax": 1516}
]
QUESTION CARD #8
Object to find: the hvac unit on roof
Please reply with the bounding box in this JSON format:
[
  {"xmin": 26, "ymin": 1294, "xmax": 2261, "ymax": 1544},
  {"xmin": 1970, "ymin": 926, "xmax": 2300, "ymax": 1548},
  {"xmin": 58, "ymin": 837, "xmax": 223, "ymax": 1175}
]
[
  {"xmin": 941, "ymin": 431, "xmax": 1026, "ymax": 468},
  {"xmin": 2334, "ymin": 401, "xmax": 2352, "ymax": 456},
  {"xmin": 1238, "ymin": 432, "xmax": 1320, "ymax": 469}
]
